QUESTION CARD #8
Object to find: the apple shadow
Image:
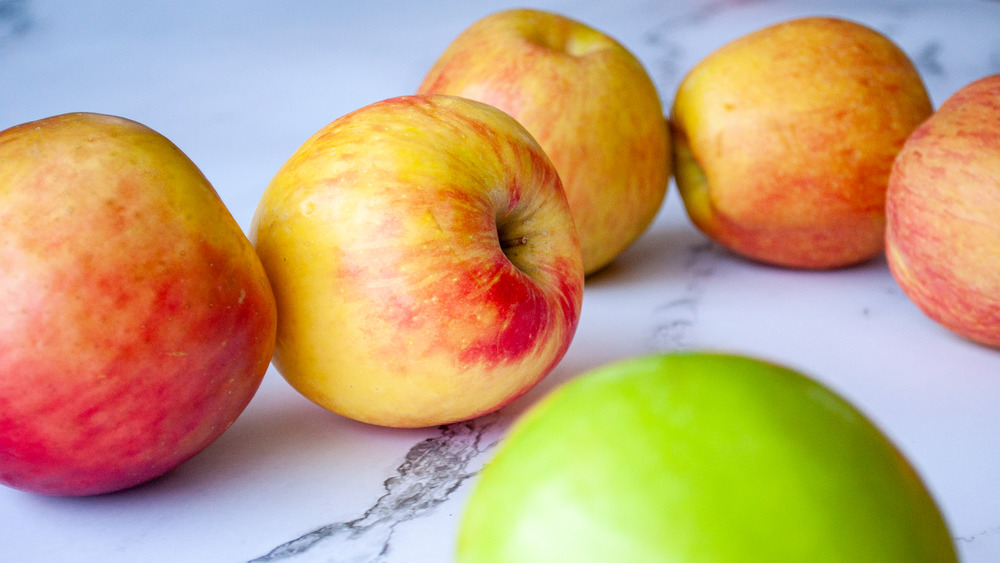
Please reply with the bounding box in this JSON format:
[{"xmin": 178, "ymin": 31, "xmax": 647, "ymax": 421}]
[
  {"xmin": 585, "ymin": 217, "xmax": 716, "ymax": 289},
  {"xmin": 25, "ymin": 375, "xmax": 437, "ymax": 507},
  {"xmin": 175, "ymin": 388, "xmax": 440, "ymax": 486},
  {"xmin": 589, "ymin": 207, "xmax": 894, "ymax": 291}
]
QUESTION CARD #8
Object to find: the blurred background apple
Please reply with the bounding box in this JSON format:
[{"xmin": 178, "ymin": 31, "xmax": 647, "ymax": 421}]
[
  {"xmin": 418, "ymin": 9, "xmax": 671, "ymax": 275},
  {"xmin": 886, "ymin": 74, "xmax": 1000, "ymax": 349},
  {"xmin": 670, "ymin": 16, "xmax": 933, "ymax": 269}
]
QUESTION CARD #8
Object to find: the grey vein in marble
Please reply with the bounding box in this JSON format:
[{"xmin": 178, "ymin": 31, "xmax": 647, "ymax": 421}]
[
  {"xmin": 250, "ymin": 415, "xmax": 502, "ymax": 563},
  {"xmin": 650, "ymin": 241, "xmax": 718, "ymax": 352},
  {"xmin": 957, "ymin": 525, "xmax": 1000, "ymax": 545},
  {"xmin": 0, "ymin": 0, "xmax": 30, "ymax": 44},
  {"xmin": 914, "ymin": 41, "xmax": 946, "ymax": 77}
]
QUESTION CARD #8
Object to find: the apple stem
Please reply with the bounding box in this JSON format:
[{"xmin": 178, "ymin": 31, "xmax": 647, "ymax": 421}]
[{"xmin": 500, "ymin": 235, "xmax": 529, "ymax": 249}]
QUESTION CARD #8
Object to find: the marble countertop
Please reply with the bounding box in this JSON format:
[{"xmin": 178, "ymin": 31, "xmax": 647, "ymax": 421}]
[{"xmin": 3, "ymin": 0, "xmax": 1000, "ymax": 561}]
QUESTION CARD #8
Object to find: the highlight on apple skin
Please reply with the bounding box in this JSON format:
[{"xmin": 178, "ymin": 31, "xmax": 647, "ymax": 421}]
[
  {"xmin": 418, "ymin": 8, "xmax": 671, "ymax": 275},
  {"xmin": 886, "ymin": 74, "xmax": 1000, "ymax": 349},
  {"xmin": 457, "ymin": 352, "xmax": 958, "ymax": 563},
  {"xmin": 0, "ymin": 113, "xmax": 277, "ymax": 496},
  {"xmin": 251, "ymin": 94, "xmax": 585, "ymax": 428},
  {"xmin": 670, "ymin": 16, "xmax": 933, "ymax": 269}
]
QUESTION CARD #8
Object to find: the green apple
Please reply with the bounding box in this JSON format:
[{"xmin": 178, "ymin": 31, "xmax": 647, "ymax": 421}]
[
  {"xmin": 886, "ymin": 74, "xmax": 1000, "ymax": 349},
  {"xmin": 0, "ymin": 113, "xmax": 277, "ymax": 496},
  {"xmin": 251, "ymin": 95, "xmax": 584, "ymax": 428},
  {"xmin": 671, "ymin": 17, "xmax": 933, "ymax": 269},
  {"xmin": 418, "ymin": 9, "xmax": 671, "ymax": 275},
  {"xmin": 458, "ymin": 352, "xmax": 956, "ymax": 562}
]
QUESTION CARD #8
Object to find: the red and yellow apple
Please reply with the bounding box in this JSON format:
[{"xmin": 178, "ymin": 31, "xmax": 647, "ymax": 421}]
[
  {"xmin": 0, "ymin": 113, "xmax": 277, "ymax": 496},
  {"xmin": 886, "ymin": 74, "xmax": 1000, "ymax": 348},
  {"xmin": 670, "ymin": 17, "xmax": 933, "ymax": 269},
  {"xmin": 418, "ymin": 9, "xmax": 670, "ymax": 275},
  {"xmin": 250, "ymin": 94, "xmax": 584, "ymax": 428},
  {"xmin": 458, "ymin": 352, "xmax": 957, "ymax": 562}
]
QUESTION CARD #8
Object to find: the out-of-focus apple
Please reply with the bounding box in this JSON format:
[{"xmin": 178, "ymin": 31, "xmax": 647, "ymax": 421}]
[
  {"xmin": 670, "ymin": 17, "xmax": 933, "ymax": 269},
  {"xmin": 417, "ymin": 9, "xmax": 670, "ymax": 275},
  {"xmin": 886, "ymin": 74, "xmax": 1000, "ymax": 348},
  {"xmin": 0, "ymin": 113, "xmax": 276, "ymax": 496},
  {"xmin": 251, "ymin": 94, "xmax": 584, "ymax": 428},
  {"xmin": 458, "ymin": 352, "xmax": 957, "ymax": 562}
]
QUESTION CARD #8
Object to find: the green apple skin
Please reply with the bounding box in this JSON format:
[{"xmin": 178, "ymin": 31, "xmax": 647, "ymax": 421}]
[
  {"xmin": 458, "ymin": 353, "xmax": 956, "ymax": 562},
  {"xmin": 886, "ymin": 74, "xmax": 1000, "ymax": 349},
  {"xmin": 671, "ymin": 17, "xmax": 933, "ymax": 269},
  {"xmin": 0, "ymin": 113, "xmax": 277, "ymax": 496}
]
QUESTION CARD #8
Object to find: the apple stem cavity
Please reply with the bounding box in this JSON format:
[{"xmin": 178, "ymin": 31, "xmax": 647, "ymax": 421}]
[
  {"xmin": 498, "ymin": 230, "xmax": 532, "ymax": 275},
  {"xmin": 500, "ymin": 235, "xmax": 529, "ymax": 249},
  {"xmin": 522, "ymin": 20, "xmax": 604, "ymax": 59}
]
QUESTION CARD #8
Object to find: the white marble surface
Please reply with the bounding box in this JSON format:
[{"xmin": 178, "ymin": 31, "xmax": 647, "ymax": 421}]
[{"xmin": 2, "ymin": 0, "xmax": 1000, "ymax": 561}]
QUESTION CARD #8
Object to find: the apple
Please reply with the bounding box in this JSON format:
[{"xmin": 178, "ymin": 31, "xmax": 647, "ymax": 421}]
[
  {"xmin": 417, "ymin": 8, "xmax": 671, "ymax": 275},
  {"xmin": 458, "ymin": 352, "xmax": 957, "ymax": 562},
  {"xmin": 0, "ymin": 113, "xmax": 277, "ymax": 496},
  {"xmin": 670, "ymin": 16, "xmax": 933, "ymax": 269},
  {"xmin": 886, "ymin": 74, "xmax": 1000, "ymax": 348},
  {"xmin": 250, "ymin": 94, "xmax": 584, "ymax": 428}
]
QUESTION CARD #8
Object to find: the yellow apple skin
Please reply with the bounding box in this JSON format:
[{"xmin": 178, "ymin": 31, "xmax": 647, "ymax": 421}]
[
  {"xmin": 251, "ymin": 95, "xmax": 584, "ymax": 428},
  {"xmin": 418, "ymin": 9, "xmax": 670, "ymax": 275},
  {"xmin": 671, "ymin": 17, "xmax": 933, "ymax": 269},
  {"xmin": 886, "ymin": 74, "xmax": 1000, "ymax": 349},
  {"xmin": 0, "ymin": 113, "xmax": 277, "ymax": 496}
]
